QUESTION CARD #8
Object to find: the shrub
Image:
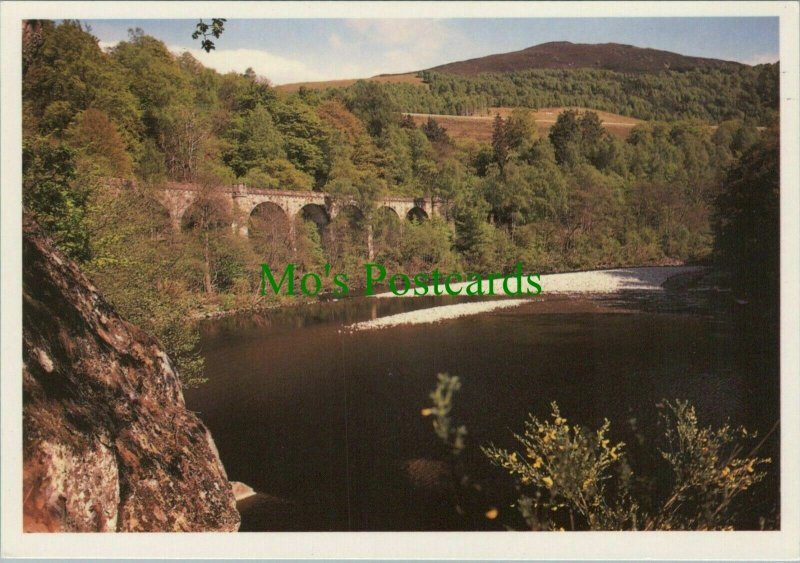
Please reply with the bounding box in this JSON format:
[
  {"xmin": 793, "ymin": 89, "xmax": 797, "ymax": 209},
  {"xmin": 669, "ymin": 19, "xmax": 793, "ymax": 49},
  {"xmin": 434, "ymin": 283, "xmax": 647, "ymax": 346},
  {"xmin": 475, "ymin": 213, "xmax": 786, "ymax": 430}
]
[
  {"xmin": 482, "ymin": 400, "xmax": 771, "ymax": 530},
  {"xmin": 421, "ymin": 373, "xmax": 467, "ymax": 455},
  {"xmin": 482, "ymin": 403, "xmax": 636, "ymax": 530}
]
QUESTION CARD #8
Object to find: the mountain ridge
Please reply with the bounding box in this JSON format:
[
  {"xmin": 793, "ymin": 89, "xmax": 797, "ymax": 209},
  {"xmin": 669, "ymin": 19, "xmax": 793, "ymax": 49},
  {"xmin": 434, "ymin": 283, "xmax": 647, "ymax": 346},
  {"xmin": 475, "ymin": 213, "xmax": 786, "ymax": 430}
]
[{"xmin": 425, "ymin": 41, "xmax": 747, "ymax": 75}]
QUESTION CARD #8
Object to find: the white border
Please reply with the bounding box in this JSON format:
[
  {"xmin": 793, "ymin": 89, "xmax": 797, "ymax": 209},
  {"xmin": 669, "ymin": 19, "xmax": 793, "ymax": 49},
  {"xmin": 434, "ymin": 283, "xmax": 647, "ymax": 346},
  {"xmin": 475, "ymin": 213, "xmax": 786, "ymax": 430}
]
[{"xmin": 2, "ymin": 2, "xmax": 798, "ymax": 560}]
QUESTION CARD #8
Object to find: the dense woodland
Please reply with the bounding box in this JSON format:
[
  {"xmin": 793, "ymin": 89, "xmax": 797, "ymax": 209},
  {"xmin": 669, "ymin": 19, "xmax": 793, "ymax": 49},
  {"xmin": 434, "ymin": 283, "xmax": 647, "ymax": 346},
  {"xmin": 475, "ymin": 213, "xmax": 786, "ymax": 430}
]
[
  {"xmin": 22, "ymin": 21, "xmax": 780, "ymax": 385},
  {"xmin": 371, "ymin": 66, "xmax": 779, "ymax": 123}
]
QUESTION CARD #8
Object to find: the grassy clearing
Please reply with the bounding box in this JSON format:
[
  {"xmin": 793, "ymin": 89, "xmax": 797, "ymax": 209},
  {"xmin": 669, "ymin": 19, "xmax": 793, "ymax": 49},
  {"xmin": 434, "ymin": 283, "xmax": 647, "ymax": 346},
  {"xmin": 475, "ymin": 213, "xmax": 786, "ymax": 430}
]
[{"xmin": 407, "ymin": 106, "xmax": 643, "ymax": 141}]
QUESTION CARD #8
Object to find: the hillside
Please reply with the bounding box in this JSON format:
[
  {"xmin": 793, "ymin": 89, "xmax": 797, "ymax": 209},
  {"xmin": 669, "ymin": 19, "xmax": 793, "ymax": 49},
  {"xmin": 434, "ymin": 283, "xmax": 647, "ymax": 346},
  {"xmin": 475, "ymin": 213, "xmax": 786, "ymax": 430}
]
[
  {"xmin": 407, "ymin": 107, "xmax": 643, "ymax": 141},
  {"xmin": 275, "ymin": 72, "xmax": 423, "ymax": 92},
  {"xmin": 427, "ymin": 41, "xmax": 746, "ymax": 75}
]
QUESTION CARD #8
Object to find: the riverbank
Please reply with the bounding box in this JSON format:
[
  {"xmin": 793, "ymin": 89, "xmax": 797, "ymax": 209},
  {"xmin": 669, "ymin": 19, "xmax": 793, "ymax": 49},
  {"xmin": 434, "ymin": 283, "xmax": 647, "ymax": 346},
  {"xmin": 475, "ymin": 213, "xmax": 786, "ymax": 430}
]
[
  {"xmin": 372, "ymin": 265, "xmax": 705, "ymax": 298},
  {"xmin": 349, "ymin": 299, "xmax": 529, "ymax": 330},
  {"xmin": 194, "ymin": 265, "xmax": 707, "ymax": 322},
  {"xmin": 349, "ymin": 266, "xmax": 705, "ymax": 330}
]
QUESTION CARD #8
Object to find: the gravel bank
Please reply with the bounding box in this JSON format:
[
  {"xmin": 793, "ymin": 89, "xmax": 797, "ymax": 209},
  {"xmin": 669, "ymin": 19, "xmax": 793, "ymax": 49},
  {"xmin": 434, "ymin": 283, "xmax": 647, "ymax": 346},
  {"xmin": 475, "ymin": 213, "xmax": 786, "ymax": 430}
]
[
  {"xmin": 348, "ymin": 299, "xmax": 529, "ymax": 331},
  {"xmin": 348, "ymin": 266, "xmax": 704, "ymax": 331},
  {"xmin": 372, "ymin": 266, "xmax": 705, "ymax": 298}
]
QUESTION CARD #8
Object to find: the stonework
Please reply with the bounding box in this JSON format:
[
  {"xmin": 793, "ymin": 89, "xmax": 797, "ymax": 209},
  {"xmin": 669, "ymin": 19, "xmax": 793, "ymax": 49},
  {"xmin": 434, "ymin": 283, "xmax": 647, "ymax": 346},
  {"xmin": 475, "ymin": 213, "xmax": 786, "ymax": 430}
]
[{"xmin": 105, "ymin": 178, "xmax": 444, "ymax": 230}]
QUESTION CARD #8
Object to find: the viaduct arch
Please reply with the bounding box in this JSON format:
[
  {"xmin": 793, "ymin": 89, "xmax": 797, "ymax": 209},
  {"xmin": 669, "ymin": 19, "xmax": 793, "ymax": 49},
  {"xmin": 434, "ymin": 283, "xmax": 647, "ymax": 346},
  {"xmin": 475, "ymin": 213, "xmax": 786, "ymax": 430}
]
[
  {"xmin": 107, "ymin": 180, "xmax": 445, "ymax": 233},
  {"xmin": 106, "ymin": 179, "xmax": 446, "ymax": 258}
]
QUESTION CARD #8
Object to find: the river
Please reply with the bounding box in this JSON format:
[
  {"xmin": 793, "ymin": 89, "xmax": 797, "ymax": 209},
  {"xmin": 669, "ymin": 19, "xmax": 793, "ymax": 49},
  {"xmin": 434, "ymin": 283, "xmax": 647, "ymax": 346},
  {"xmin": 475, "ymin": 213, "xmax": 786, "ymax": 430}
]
[{"xmin": 184, "ymin": 277, "xmax": 779, "ymax": 531}]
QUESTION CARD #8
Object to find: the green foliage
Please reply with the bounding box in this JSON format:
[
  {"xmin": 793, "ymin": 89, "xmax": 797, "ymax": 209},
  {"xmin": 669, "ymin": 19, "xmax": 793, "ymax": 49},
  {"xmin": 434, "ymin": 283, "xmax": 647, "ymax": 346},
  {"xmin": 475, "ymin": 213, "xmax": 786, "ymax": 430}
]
[
  {"xmin": 421, "ymin": 374, "xmax": 467, "ymax": 455},
  {"xmin": 25, "ymin": 22, "xmax": 767, "ymax": 280},
  {"xmin": 84, "ymin": 186, "xmax": 206, "ymax": 387},
  {"xmin": 223, "ymin": 105, "xmax": 285, "ymax": 177},
  {"xmin": 421, "ymin": 117, "xmax": 451, "ymax": 144},
  {"xmin": 713, "ymin": 128, "xmax": 779, "ymax": 300},
  {"xmin": 22, "ymin": 20, "xmax": 141, "ymax": 148},
  {"xmin": 491, "ymin": 114, "xmax": 508, "ymax": 168},
  {"xmin": 549, "ymin": 109, "xmax": 608, "ymax": 167},
  {"xmin": 484, "ymin": 403, "xmax": 634, "ymax": 530},
  {"xmin": 398, "ymin": 217, "xmax": 459, "ymax": 272},
  {"xmin": 66, "ymin": 108, "xmax": 133, "ymax": 177},
  {"xmin": 192, "ymin": 18, "xmax": 226, "ymax": 53},
  {"xmin": 23, "ymin": 137, "xmax": 93, "ymax": 261},
  {"xmin": 650, "ymin": 400, "xmax": 771, "ymax": 530},
  {"xmin": 395, "ymin": 66, "xmax": 779, "ymax": 124},
  {"xmin": 345, "ymin": 80, "xmax": 401, "ymax": 137},
  {"xmin": 483, "ymin": 400, "xmax": 770, "ymax": 530}
]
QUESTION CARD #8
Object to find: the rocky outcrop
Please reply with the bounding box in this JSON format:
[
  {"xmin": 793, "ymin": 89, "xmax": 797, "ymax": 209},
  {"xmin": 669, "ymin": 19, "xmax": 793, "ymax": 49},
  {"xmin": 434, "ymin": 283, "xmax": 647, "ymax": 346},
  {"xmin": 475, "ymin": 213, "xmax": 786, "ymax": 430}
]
[{"xmin": 22, "ymin": 215, "xmax": 239, "ymax": 532}]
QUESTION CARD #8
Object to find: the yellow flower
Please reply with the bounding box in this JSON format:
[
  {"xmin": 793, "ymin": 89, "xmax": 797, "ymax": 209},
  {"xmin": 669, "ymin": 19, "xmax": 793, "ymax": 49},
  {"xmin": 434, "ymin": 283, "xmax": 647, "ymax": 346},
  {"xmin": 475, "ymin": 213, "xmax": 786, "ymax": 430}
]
[
  {"xmin": 609, "ymin": 447, "xmax": 619, "ymax": 460},
  {"xmin": 601, "ymin": 439, "xmax": 609, "ymax": 449},
  {"xmin": 533, "ymin": 457, "xmax": 543, "ymax": 469},
  {"xmin": 485, "ymin": 508, "xmax": 499, "ymax": 520},
  {"xmin": 542, "ymin": 476, "xmax": 554, "ymax": 488},
  {"xmin": 582, "ymin": 478, "xmax": 592, "ymax": 491},
  {"xmin": 555, "ymin": 416, "xmax": 565, "ymax": 426},
  {"xmin": 509, "ymin": 452, "xmax": 518, "ymax": 463},
  {"xmin": 721, "ymin": 466, "xmax": 731, "ymax": 477},
  {"xmin": 420, "ymin": 408, "xmax": 434, "ymax": 417},
  {"xmin": 746, "ymin": 462, "xmax": 755, "ymax": 474}
]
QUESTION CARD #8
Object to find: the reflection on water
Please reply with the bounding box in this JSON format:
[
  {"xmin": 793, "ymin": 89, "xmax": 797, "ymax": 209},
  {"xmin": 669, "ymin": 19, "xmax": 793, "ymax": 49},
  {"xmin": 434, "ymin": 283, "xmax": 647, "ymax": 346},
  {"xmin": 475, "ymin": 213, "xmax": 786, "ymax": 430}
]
[{"xmin": 185, "ymin": 290, "xmax": 779, "ymax": 531}]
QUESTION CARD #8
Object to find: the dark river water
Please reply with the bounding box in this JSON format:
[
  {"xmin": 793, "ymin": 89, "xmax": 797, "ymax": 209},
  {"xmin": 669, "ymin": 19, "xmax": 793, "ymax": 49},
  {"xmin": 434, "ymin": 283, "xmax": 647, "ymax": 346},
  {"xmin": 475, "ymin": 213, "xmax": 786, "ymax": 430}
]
[{"xmin": 184, "ymin": 288, "xmax": 780, "ymax": 531}]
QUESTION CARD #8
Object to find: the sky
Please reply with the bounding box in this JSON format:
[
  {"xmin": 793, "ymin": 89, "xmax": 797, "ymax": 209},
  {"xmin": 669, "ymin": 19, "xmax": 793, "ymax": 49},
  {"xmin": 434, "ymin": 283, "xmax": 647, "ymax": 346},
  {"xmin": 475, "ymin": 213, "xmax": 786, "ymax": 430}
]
[{"xmin": 85, "ymin": 18, "xmax": 780, "ymax": 85}]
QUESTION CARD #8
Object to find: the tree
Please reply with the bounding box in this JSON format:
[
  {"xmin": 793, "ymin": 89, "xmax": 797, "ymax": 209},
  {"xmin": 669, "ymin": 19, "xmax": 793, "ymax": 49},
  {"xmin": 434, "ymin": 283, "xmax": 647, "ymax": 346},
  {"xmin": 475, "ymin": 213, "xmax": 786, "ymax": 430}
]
[
  {"xmin": 549, "ymin": 110, "xmax": 608, "ymax": 168},
  {"xmin": 346, "ymin": 81, "xmax": 400, "ymax": 137},
  {"xmin": 485, "ymin": 160, "xmax": 567, "ymax": 240},
  {"xmin": 491, "ymin": 114, "xmax": 508, "ymax": 169},
  {"xmin": 181, "ymin": 184, "xmax": 235, "ymax": 294},
  {"xmin": 22, "ymin": 21, "xmax": 141, "ymax": 148},
  {"xmin": 549, "ymin": 110, "xmax": 581, "ymax": 167},
  {"xmin": 223, "ymin": 105, "xmax": 285, "ymax": 177},
  {"xmin": 713, "ymin": 128, "xmax": 779, "ymax": 302},
  {"xmin": 422, "ymin": 117, "xmax": 451, "ymax": 144},
  {"xmin": 84, "ymin": 186, "xmax": 207, "ymax": 387},
  {"xmin": 315, "ymin": 100, "xmax": 368, "ymax": 144},
  {"xmin": 158, "ymin": 105, "xmax": 210, "ymax": 181},
  {"xmin": 23, "ymin": 137, "xmax": 93, "ymax": 261},
  {"xmin": 66, "ymin": 108, "xmax": 133, "ymax": 177},
  {"xmin": 504, "ymin": 108, "xmax": 537, "ymax": 152},
  {"xmin": 271, "ymin": 97, "xmax": 330, "ymax": 183},
  {"xmin": 192, "ymin": 19, "xmax": 226, "ymax": 52}
]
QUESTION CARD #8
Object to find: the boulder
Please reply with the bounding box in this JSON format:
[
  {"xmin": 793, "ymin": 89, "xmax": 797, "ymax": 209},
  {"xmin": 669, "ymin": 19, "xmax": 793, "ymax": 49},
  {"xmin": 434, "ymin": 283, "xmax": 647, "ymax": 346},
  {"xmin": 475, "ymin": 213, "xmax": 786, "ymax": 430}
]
[{"xmin": 22, "ymin": 215, "xmax": 240, "ymax": 532}]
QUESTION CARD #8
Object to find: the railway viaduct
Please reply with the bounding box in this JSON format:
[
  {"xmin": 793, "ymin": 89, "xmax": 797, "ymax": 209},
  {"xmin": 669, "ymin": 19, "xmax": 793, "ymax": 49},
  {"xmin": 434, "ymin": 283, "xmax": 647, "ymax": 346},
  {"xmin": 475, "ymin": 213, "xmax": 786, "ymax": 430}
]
[
  {"xmin": 107, "ymin": 179, "xmax": 444, "ymax": 232},
  {"xmin": 106, "ymin": 179, "xmax": 446, "ymax": 257}
]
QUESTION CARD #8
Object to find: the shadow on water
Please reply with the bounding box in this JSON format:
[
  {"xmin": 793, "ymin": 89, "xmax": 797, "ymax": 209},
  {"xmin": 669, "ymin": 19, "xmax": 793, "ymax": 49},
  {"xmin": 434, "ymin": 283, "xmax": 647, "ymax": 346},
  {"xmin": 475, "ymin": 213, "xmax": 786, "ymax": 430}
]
[{"xmin": 185, "ymin": 284, "xmax": 779, "ymax": 531}]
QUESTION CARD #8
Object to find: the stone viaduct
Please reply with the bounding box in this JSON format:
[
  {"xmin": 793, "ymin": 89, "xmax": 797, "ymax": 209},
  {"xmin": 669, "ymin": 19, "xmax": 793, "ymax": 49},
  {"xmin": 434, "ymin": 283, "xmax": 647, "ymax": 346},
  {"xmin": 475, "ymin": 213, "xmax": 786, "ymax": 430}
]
[
  {"xmin": 109, "ymin": 179, "xmax": 444, "ymax": 229},
  {"xmin": 107, "ymin": 179, "xmax": 446, "ymax": 255}
]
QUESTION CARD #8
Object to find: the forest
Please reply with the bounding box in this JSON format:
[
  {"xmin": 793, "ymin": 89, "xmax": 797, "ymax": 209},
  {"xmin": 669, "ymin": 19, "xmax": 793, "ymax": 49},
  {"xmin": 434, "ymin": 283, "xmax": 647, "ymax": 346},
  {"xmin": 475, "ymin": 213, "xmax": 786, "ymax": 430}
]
[
  {"xmin": 22, "ymin": 21, "xmax": 780, "ymax": 386},
  {"xmin": 360, "ymin": 65, "xmax": 780, "ymax": 123}
]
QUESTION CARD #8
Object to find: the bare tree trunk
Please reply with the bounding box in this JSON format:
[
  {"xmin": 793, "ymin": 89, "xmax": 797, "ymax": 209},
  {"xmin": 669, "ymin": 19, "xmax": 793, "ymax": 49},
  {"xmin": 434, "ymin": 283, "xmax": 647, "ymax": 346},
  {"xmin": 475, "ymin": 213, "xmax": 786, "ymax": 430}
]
[
  {"xmin": 203, "ymin": 230, "xmax": 213, "ymax": 294},
  {"xmin": 366, "ymin": 224, "xmax": 374, "ymax": 260}
]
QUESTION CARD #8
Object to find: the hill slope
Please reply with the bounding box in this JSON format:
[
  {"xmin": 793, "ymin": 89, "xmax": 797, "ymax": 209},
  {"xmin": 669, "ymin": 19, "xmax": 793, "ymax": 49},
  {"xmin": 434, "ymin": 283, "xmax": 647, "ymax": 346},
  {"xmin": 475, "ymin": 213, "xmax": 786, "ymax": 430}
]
[
  {"xmin": 427, "ymin": 41, "xmax": 746, "ymax": 75},
  {"xmin": 407, "ymin": 107, "xmax": 642, "ymax": 142},
  {"xmin": 275, "ymin": 73, "xmax": 423, "ymax": 92}
]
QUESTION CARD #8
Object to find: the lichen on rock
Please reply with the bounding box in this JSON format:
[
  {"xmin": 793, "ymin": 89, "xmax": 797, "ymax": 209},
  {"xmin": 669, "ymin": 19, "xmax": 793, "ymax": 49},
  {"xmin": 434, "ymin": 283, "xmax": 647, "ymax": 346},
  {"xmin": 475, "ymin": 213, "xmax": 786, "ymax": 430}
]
[{"xmin": 22, "ymin": 215, "xmax": 240, "ymax": 532}]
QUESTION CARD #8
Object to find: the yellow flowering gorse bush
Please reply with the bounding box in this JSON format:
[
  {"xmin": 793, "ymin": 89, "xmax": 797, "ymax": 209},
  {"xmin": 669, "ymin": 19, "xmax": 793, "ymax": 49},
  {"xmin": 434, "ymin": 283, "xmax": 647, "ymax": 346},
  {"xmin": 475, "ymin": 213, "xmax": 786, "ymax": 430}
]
[
  {"xmin": 482, "ymin": 400, "xmax": 771, "ymax": 530},
  {"xmin": 482, "ymin": 402, "xmax": 636, "ymax": 530}
]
